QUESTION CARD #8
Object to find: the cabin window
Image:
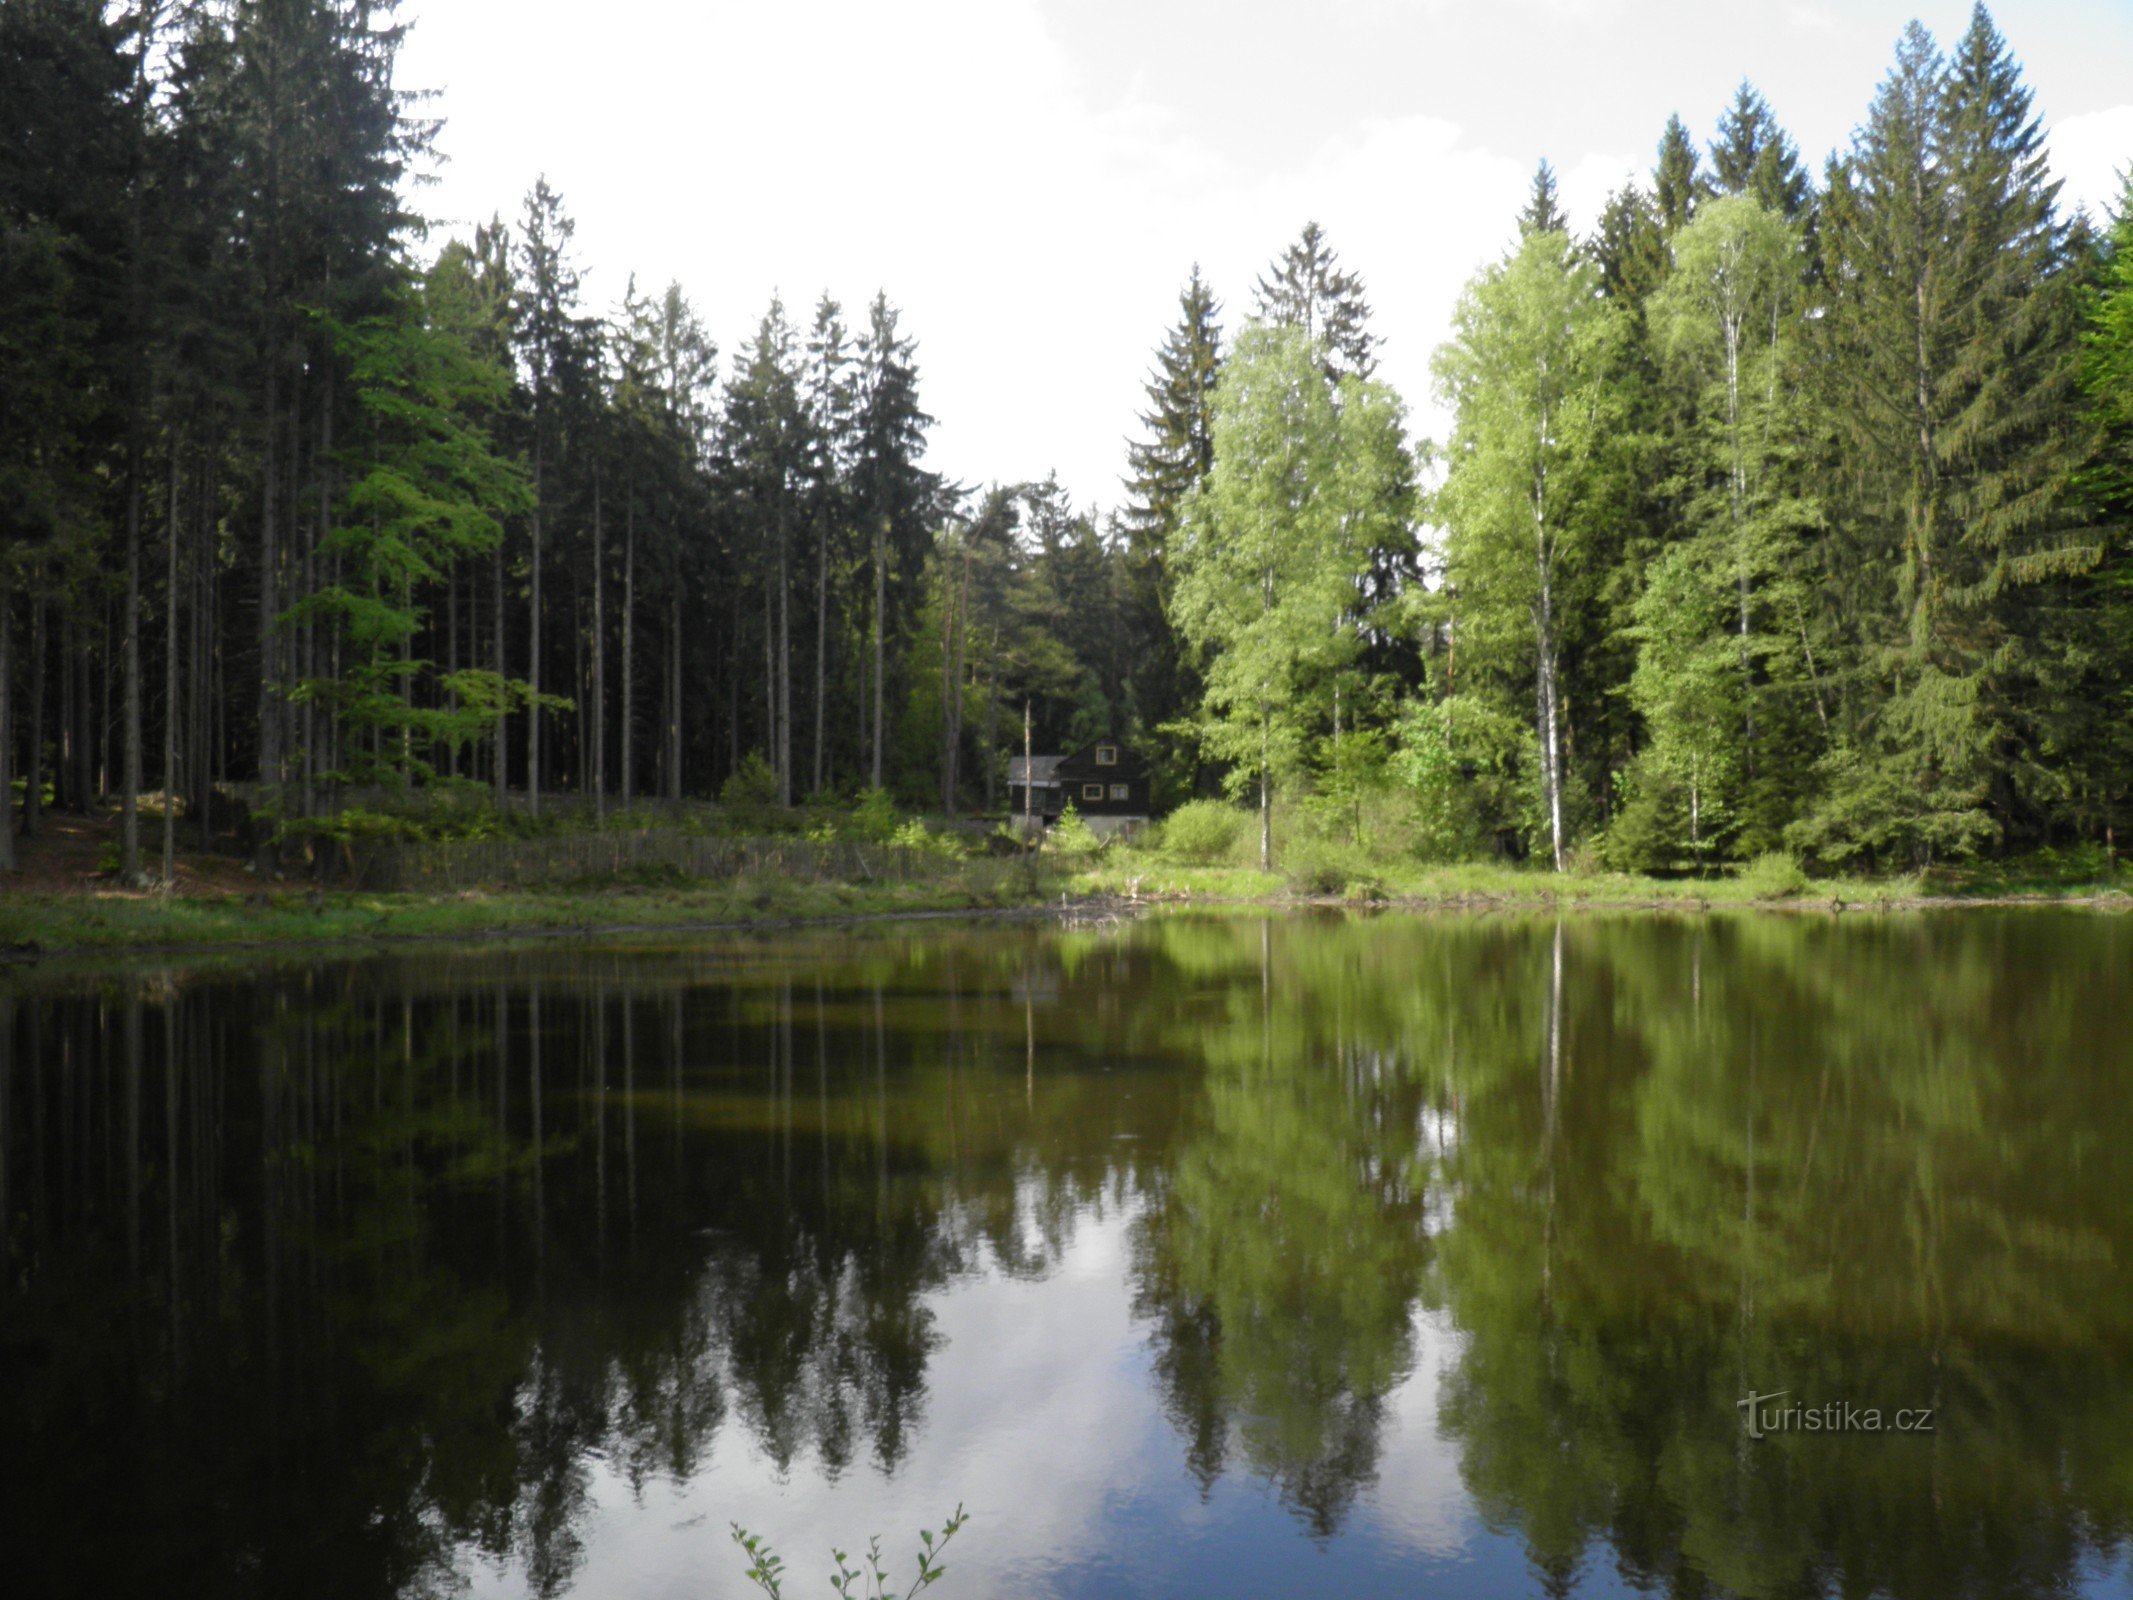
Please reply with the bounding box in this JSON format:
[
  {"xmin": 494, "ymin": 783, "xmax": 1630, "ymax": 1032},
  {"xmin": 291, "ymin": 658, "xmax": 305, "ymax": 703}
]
[
  {"xmin": 1110, "ymin": 784, "xmax": 1129, "ymax": 801},
  {"xmin": 1082, "ymin": 784, "xmax": 1104, "ymax": 801},
  {"xmin": 1095, "ymin": 745, "xmax": 1117, "ymax": 766}
]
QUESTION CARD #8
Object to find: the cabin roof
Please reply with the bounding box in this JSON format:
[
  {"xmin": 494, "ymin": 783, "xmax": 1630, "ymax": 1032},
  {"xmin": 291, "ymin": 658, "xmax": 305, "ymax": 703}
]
[{"xmin": 1008, "ymin": 755, "xmax": 1064, "ymax": 785}]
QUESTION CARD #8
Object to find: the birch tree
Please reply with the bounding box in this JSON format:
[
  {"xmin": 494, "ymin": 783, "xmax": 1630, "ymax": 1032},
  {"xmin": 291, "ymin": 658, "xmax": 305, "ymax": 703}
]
[
  {"xmin": 1171, "ymin": 323, "xmax": 1410, "ymax": 870},
  {"xmin": 1434, "ymin": 230, "xmax": 1625, "ymax": 871}
]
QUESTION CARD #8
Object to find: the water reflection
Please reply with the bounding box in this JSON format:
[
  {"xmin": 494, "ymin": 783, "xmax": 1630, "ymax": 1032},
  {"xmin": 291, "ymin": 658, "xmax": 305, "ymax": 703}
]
[{"xmin": 1, "ymin": 912, "xmax": 2129, "ymax": 1598}]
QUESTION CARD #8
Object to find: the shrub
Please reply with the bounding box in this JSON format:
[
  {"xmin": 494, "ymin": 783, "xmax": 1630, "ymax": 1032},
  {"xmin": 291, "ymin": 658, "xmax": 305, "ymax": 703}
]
[
  {"xmin": 1045, "ymin": 802, "xmax": 1103, "ymax": 857},
  {"xmin": 1283, "ymin": 837, "xmax": 1386, "ymax": 899},
  {"xmin": 718, "ymin": 753, "xmax": 783, "ymax": 831},
  {"xmin": 1155, "ymin": 799, "xmax": 1246, "ymax": 865},
  {"xmin": 890, "ymin": 817, "xmax": 968, "ymax": 858},
  {"xmin": 1738, "ymin": 849, "xmax": 1810, "ymax": 899},
  {"xmin": 848, "ymin": 786, "xmax": 900, "ymax": 843}
]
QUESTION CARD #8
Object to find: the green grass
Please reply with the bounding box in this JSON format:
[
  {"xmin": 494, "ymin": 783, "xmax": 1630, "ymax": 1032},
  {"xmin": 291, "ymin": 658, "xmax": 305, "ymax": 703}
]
[
  {"xmin": 0, "ymin": 867, "xmax": 1054, "ymax": 956},
  {"xmin": 7, "ymin": 843, "xmax": 2123, "ymax": 960},
  {"xmin": 1069, "ymin": 853, "xmax": 2130, "ymax": 909}
]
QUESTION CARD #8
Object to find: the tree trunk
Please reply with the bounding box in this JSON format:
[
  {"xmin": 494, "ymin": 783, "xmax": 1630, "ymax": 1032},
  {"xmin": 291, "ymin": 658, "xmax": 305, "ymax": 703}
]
[
  {"xmin": 591, "ymin": 470, "xmax": 605, "ymax": 821},
  {"xmin": 777, "ymin": 509, "xmax": 792, "ymax": 808},
  {"xmin": 667, "ymin": 592, "xmax": 681, "ymax": 811},
  {"xmin": 872, "ymin": 513, "xmax": 885, "ymax": 790},
  {"xmin": 122, "ymin": 434, "xmax": 143, "ymax": 885},
  {"xmin": 258, "ymin": 359, "xmax": 280, "ymax": 805},
  {"xmin": 982, "ymin": 643, "xmax": 999, "ymax": 813},
  {"xmin": 493, "ymin": 510, "xmax": 507, "ymax": 804},
  {"xmin": 163, "ymin": 446, "xmax": 180, "ymax": 892},
  {"xmin": 763, "ymin": 582, "xmax": 775, "ymax": 781},
  {"xmin": 528, "ymin": 433, "xmax": 544, "ymax": 819},
  {"xmin": 813, "ymin": 511, "xmax": 827, "ymax": 797},
  {"xmin": 0, "ymin": 584, "xmax": 13, "ymax": 872},
  {"xmin": 25, "ymin": 594, "xmax": 44, "ymax": 838},
  {"xmin": 621, "ymin": 481, "xmax": 634, "ymax": 807},
  {"xmin": 445, "ymin": 562, "xmax": 458, "ymax": 780},
  {"xmin": 1259, "ymin": 705, "xmax": 1271, "ymax": 873}
]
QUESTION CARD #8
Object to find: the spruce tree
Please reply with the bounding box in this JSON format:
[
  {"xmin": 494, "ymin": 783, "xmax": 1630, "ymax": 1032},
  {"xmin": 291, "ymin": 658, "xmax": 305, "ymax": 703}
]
[
  {"xmin": 1519, "ymin": 160, "xmax": 1568, "ymax": 238},
  {"xmin": 1710, "ymin": 82, "xmax": 1812, "ymax": 219},
  {"xmin": 1120, "ymin": 268, "xmax": 1223, "ymax": 799},
  {"xmin": 1253, "ymin": 222, "xmax": 1379, "ymax": 381},
  {"xmin": 511, "ymin": 176, "xmax": 591, "ymax": 816},
  {"xmin": 849, "ymin": 293, "xmax": 939, "ymax": 790},
  {"xmin": 1653, "ymin": 113, "xmax": 1705, "ymax": 234},
  {"xmin": 1123, "ymin": 266, "xmax": 1222, "ymax": 558},
  {"xmin": 1806, "ymin": 9, "xmax": 2096, "ymax": 862}
]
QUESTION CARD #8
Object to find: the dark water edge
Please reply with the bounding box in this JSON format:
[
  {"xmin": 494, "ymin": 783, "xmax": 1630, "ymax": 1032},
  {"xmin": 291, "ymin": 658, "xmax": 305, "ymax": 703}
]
[{"xmin": 2, "ymin": 909, "xmax": 2130, "ymax": 1600}]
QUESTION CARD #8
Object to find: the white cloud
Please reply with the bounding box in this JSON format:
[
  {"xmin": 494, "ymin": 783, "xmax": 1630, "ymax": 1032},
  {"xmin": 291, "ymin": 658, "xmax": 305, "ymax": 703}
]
[
  {"xmin": 399, "ymin": 4, "xmax": 2133, "ymax": 520},
  {"xmin": 2048, "ymin": 105, "xmax": 2133, "ymax": 223}
]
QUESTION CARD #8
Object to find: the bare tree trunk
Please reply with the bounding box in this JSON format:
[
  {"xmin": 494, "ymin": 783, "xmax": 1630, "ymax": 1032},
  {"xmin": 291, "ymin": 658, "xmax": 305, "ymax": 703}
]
[
  {"xmin": 0, "ymin": 583, "xmax": 13, "ymax": 872},
  {"xmin": 813, "ymin": 511, "xmax": 827, "ymax": 797},
  {"xmin": 122, "ymin": 434, "xmax": 144, "ymax": 885},
  {"xmin": 25, "ymin": 594, "xmax": 43, "ymax": 838},
  {"xmin": 1259, "ymin": 705, "xmax": 1271, "ymax": 873},
  {"xmin": 528, "ymin": 434, "xmax": 544, "ymax": 819},
  {"xmin": 591, "ymin": 470, "xmax": 605, "ymax": 821},
  {"xmin": 667, "ymin": 592, "xmax": 681, "ymax": 811},
  {"xmin": 258, "ymin": 359, "xmax": 281, "ymax": 811},
  {"xmin": 871, "ymin": 513, "xmax": 885, "ymax": 790},
  {"xmin": 763, "ymin": 582, "xmax": 775, "ymax": 780},
  {"xmin": 982, "ymin": 643, "xmax": 999, "ymax": 813},
  {"xmin": 621, "ymin": 480, "xmax": 634, "ymax": 807},
  {"xmin": 493, "ymin": 515, "xmax": 506, "ymax": 804},
  {"xmin": 445, "ymin": 562, "xmax": 458, "ymax": 780},
  {"xmin": 163, "ymin": 446, "xmax": 180, "ymax": 892},
  {"xmin": 777, "ymin": 509, "xmax": 792, "ymax": 808}
]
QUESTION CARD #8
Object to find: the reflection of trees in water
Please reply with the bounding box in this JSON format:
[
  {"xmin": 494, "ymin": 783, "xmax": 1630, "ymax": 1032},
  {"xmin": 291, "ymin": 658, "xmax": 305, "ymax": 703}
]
[
  {"xmin": 5, "ymin": 914, "xmax": 2133, "ymax": 1599},
  {"xmin": 1122, "ymin": 912, "xmax": 2133, "ymax": 1597},
  {"xmin": 1128, "ymin": 917, "xmax": 1446, "ymax": 1537},
  {"xmin": 0, "ymin": 932, "xmax": 1175, "ymax": 1599}
]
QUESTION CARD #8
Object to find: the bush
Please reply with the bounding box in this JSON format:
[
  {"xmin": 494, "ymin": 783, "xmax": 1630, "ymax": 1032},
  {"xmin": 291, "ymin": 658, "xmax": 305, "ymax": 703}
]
[
  {"xmin": 718, "ymin": 753, "xmax": 783, "ymax": 831},
  {"xmin": 1155, "ymin": 799, "xmax": 1246, "ymax": 865},
  {"xmin": 1738, "ymin": 849, "xmax": 1810, "ymax": 899},
  {"xmin": 1283, "ymin": 837, "xmax": 1387, "ymax": 899},
  {"xmin": 847, "ymin": 786, "xmax": 900, "ymax": 843},
  {"xmin": 1045, "ymin": 802, "xmax": 1103, "ymax": 857},
  {"xmin": 890, "ymin": 817, "xmax": 968, "ymax": 858}
]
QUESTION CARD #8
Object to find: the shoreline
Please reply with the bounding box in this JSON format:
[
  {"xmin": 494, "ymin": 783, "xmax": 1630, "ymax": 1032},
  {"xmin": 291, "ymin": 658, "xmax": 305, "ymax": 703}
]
[{"xmin": 2, "ymin": 875, "xmax": 2126, "ymax": 966}]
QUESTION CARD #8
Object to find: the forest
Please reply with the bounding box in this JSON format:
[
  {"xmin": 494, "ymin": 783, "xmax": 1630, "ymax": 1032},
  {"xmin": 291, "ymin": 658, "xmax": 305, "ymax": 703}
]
[{"xmin": 1, "ymin": 0, "xmax": 2130, "ymax": 882}]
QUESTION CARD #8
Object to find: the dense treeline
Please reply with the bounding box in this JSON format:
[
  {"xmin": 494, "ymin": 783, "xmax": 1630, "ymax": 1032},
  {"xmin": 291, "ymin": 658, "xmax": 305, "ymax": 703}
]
[
  {"xmin": 1140, "ymin": 6, "xmax": 2133, "ymax": 872},
  {"xmin": 0, "ymin": 0, "xmax": 1098, "ymax": 880},
  {"xmin": 1, "ymin": 1, "xmax": 2129, "ymax": 880}
]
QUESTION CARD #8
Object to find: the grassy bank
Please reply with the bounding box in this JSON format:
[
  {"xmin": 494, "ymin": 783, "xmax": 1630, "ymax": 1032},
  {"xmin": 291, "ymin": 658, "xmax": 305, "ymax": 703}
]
[
  {"xmin": 0, "ymin": 867, "xmax": 1055, "ymax": 958},
  {"xmin": 1066, "ymin": 857, "xmax": 2133, "ymax": 911},
  {"xmin": 7, "ymin": 854, "xmax": 2127, "ymax": 962}
]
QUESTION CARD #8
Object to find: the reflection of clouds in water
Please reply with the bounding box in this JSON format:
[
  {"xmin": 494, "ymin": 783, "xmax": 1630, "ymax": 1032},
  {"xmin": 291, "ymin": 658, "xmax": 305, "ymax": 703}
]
[
  {"xmin": 1359, "ymin": 1309, "xmax": 1478, "ymax": 1562},
  {"xmin": 475, "ymin": 1208, "xmax": 1174, "ymax": 1598},
  {"xmin": 463, "ymin": 1202, "xmax": 1487, "ymax": 1598}
]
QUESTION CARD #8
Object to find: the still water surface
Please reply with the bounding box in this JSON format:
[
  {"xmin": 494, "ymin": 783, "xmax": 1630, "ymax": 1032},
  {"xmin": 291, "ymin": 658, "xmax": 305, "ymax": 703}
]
[{"xmin": 3, "ymin": 911, "xmax": 2131, "ymax": 1599}]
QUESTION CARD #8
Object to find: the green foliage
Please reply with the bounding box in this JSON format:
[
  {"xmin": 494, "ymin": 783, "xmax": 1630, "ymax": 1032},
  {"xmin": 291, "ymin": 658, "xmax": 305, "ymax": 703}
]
[
  {"xmin": 1045, "ymin": 801, "xmax": 1103, "ymax": 857},
  {"xmin": 847, "ymin": 787, "xmax": 901, "ymax": 842},
  {"xmin": 1627, "ymin": 543, "xmax": 1744, "ymax": 859},
  {"xmin": 1282, "ymin": 836, "xmax": 1387, "ymax": 900},
  {"xmin": 1155, "ymin": 799, "xmax": 1249, "ymax": 866},
  {"xmin": 1391, "ymin": 696, "xmax": 1530, "ymax": 864},
  {"xmin": 1434, "ymin": 228, "xmax": 1627, "ymax": 869},
  {"xmin": 1170, "ymin": 322, "xmax": 1411, "ymax": 864},
  {"xmin": 719, "ymin": 753, "xmax": 783, "ymax": 829},
  {"xmin": 732, "ymin": 1505, "xmax": 967, "ymax": 1600},
  {"xmin": 1737, "ymin": 849, "xmax": 1810, "ymax": 898}
]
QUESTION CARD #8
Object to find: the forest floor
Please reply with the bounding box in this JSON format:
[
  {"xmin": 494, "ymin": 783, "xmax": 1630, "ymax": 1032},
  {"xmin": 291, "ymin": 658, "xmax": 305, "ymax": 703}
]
[{"xmin": 2, "ymin": 806, "xmax": 2126, "ymax": 961}]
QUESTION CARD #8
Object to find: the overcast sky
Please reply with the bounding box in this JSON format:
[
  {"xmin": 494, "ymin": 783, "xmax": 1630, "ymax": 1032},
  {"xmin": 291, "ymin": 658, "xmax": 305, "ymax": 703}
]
[{"xmin": 397, "ymin": 0, "xmax": 2133, "ymax": 515}]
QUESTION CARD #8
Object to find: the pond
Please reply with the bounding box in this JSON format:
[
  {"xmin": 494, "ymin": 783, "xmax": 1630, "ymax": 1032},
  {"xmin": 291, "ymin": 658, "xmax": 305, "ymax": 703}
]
[{"xmin": 3, "ymin": 910, "xmax": 2131, "ymax": 1599}]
